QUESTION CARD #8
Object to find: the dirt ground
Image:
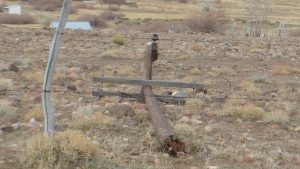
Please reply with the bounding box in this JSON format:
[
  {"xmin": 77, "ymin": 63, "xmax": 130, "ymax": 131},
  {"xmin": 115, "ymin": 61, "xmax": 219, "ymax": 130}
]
[{"xmin": 0, "ymin": 26, "xmax": 299, "ymax": 169}]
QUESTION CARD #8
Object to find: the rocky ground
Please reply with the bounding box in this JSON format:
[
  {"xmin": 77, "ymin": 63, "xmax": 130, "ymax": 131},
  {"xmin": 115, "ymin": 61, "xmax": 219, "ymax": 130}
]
[{"xmin": 0, "ymin": 26, "xmax": 299, "ymax": 169}]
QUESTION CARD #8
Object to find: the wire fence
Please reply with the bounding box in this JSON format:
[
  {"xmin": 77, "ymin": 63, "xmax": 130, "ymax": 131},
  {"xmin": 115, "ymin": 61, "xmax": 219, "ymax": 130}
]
[{"xmin": 1, "ymin": 33, "xmax": 299, "ymax": 105}]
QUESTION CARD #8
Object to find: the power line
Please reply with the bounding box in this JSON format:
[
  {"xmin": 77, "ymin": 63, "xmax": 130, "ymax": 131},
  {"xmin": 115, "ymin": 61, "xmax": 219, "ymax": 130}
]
[{"xmin": 1, "ymin": 90, "xmax": 299, "ymax": 102}]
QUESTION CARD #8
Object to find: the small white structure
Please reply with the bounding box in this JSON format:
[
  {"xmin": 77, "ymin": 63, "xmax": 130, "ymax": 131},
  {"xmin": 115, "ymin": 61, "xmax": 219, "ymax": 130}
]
[
  {"xmin": 50, "ymin": 21, "xmax": 92, "ymax": 30},
  {"xmin": 3, "ymin": 5, "xmax": 22, "ymax": 14}
]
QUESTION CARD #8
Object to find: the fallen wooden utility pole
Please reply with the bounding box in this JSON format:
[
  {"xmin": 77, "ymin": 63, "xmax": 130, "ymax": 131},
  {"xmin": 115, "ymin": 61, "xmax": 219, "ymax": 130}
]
[{"xmin": 142, "ymin": 34, "xmax": 185, "ymax": 156}]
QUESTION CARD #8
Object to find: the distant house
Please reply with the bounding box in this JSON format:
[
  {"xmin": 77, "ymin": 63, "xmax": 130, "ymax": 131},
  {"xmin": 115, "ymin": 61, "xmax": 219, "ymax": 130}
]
[
  {"xmin": 3, "ymin": 5, "xmax": 22, "ymax": 14},
  {"xmin": 50, "ymin": 22, "xmax": 92, "ymax": 31}
]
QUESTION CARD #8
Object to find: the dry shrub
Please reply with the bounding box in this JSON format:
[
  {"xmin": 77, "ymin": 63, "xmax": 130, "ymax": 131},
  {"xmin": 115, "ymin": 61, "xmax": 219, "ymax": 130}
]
[
  {"xmin": 69, "ymin": 5, "xmax": 78, "ymax": 14},
  {"xmin": 0, "ymin": 78, "xmax": 13, "ymax": 91},
  {"xmin": 100, "ymin": 10, "xmax": 123, "ymax": 20},
  {"xmin": 0, "ymin": 1, "xmax": 6, "ymax": 13},
  {"xmin": 185, "ymin": 10, "xmax": 223, "ymax": 33},
  {"xmin": 263, "ymin": 111, "xmax": 289, "ymax": 124},
  {"xmin": 178, "ymin": 0, "xmax": 188, "ymax": 3},
  {"xmin": 29, "ymin": 0, "xmax": 62, "ymax": 11},
  {"xmin": 108, "ymin": 4, "xmax": 120, "ymax": 11},
  {"xmin": 73, "ymin": 2, "xmax": 95, "ymax": 9},
  {"xmin": 77, "ymin": 14, "xmax": 106, "ymax": 27},
  {"xmin": 100, "ymin": 0, "xmax": 126, "ymax": 5},
  {"xmin": 24, "ymin": 130, "xmax": 101, "ymax": 169},
  {"xmin": 0, "ymin": 14, "xmax": 36, "ymax": 24},
  {"xmin": 292, "ymin": 29, "xmax": 300, "ymax": 37},
  {"xmin": 272, "ymin": 65, "xmax": 300, "ymax": 75}
]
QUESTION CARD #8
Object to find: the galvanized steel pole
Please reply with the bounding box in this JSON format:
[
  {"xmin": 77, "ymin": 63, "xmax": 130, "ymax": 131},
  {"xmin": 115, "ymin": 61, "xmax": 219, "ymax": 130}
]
[{"xmin": 42, "ymin": 0, "xmax": 70, "ymax": 134}]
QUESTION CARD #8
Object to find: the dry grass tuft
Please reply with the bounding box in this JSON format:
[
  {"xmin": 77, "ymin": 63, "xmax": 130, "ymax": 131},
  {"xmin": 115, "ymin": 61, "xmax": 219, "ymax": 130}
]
[
  {"xmin": 23, "ymin": 71, "xmax": 44, "ymax": 84},
  {"xmin": 263, "ymin": 111, "xmax": 289, "ymax": 124},
  {"xmin": 223, "ymin": 104, "xmax": 264, "ymax": 120},
  {"xmin": 272, "ymin": 65, "xmax": 300, "ymax": 75},
  {"xmin": 71, "ymin": 106, "xmax": 113, "ymax": 130},
  {"xmin": 220, "ymin": 97, "xmax": 265, "ymax": 120},
  {"xmin": 71, "ymin": 112, "xmax": 113, "ymax": 130},
  {"xmin": 0, "ymin": 101, "xmax": 17, "ymax": 123},
  {"xmin": 23, "ymin": 130, "xmax": 101, "ymax": 169},
  {"xmin": 77, "ymin": 14, "xmax": 106, "ymax": 28},
  {"xmin": 184, "ymin": 98, "xmax": 205, "ymax": 111},
  {"xmin": 191, "ymin": 43, "xmax": 204, "ymax": 53},
  {"xmin": 24, "ymin": 106, "xmax": 43, "ymax": 122},
  {"xmin": 118, "ymin": 66, "xmax": 135, "ymax": 76},
  {"xmin": 100, "ymin": 49, "xmax": 122, "ymax": 59},
  {"xmin": 0, "ymin": 14, "xmax": 36, "ymax": 24},
  {"xmin": 100, "ymin": 0, "xmax": 126, "ymax": 5},
  {"xmin": 238, "ymin": 80, "xmax": 261, "ymax": 95},
  {"xmin": 211, "ymin": 66, "xmax": 235, "ymax": 76},
  {"xmin": 0, "ymin": 78, "xmax": 13, "ymax": 91},
  {"xmin": 190, "ymin": 68, "xmax": 202, "ymax": 75}
]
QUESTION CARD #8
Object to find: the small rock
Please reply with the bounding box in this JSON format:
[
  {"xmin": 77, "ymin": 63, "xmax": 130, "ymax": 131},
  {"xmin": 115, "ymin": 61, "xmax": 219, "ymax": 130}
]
[
  {"xmin": 183, "ymin": 110, "xmax": 194, "ymax": 117},
  {"xmin": 9, "ymin": 63, "xmax": 19, "ymax": 72},
  {"xmin": 190, "ymin": 167, "xmax": 200, "ymax": 169},
  {"xmin": 67, "ymin": 85, "xmax": 77, "ymax": 91},
  {"xmin": 208, "ymin": 166, "xmax": 218, "ymax": 169},
  {"xmin": 204, "ymin": 125, "xmax": 213, "ymax": 133},
  {"xmin": 131, "ymin": 148, "xmax": 140, "ymax": 156},
  {"xmin": 190, "ymin": 118, "xmax": 202, "ymax": 125},
  {"xmin": 163, "ymin": 153, "xmax": 169, "ymax": 158},
  {"xmin": 27, "ymin": 118, "xmax": 42, "ymax": 129},
  {"xmin": 270, "ymin": 93, "xmax": 277, "ymax": 98},
  {"xmin": 294, "ymin": 126, "xmax": 300, "ymax": 132},
  {"xmin": 11, "ymin": 123, "xmax": 20, "ymax": 130},
  {"xmin": 179, "ymin": 116, "xmax": 190, "ymax": 123},
  {"xmin": 27, "ymin": 92, "xmax": 41, "ymax": 103},
  {"xmin": 123, "ymin": 119, "xmax": 139, "ymax": 126},
  {"xmin": 69, "ymin": 73, "xmax": 81, "ymax": 80},
  {"xmin": 1, "ymin": 126, "xmax": 14, "ymax": 133}
]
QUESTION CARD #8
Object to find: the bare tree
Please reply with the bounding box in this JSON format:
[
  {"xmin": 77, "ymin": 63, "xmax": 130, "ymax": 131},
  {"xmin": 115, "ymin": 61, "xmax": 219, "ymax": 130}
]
[{"xmin": 243, "ymin": 0, "xmax": 271, "ymax": 37}]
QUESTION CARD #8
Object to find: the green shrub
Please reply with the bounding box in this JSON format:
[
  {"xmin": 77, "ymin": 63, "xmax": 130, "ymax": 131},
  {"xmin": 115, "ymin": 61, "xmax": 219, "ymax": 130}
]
[{"xmin": 111, "ymin": 36, "xmax": 125, "ymax": 45}]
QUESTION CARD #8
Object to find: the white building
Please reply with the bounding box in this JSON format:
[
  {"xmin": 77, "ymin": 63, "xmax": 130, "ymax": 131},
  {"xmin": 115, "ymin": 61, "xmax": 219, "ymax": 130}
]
[{"xmin": 3, "ymin": 5, "xmax": 22, "ymax": 14}]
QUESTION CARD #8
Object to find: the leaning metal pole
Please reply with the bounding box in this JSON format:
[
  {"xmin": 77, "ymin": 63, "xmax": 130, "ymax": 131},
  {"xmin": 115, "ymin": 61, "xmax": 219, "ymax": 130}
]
[{"xmin": 42, "ymin": 0, "xmax": 70, "ymax": 134}]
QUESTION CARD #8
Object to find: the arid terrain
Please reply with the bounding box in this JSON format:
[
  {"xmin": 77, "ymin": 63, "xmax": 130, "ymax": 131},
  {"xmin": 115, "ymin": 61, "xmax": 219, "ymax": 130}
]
[{"xmin": 0, "ymin": 0, "xmax": 300, "ymax": 169}]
